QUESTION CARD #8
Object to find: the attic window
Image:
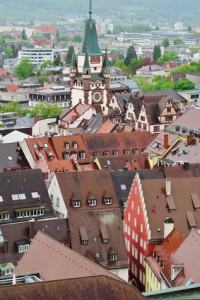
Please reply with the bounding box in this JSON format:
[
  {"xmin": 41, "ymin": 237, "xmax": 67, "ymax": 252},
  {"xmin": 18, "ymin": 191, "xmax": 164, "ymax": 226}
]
[
  {"xmin": 88, "ymin": 199, "xmax": 97, "ymax": 206},
  {"xmin": 191, "ymin": 193, "xmax": 200, "ymax": 211},
  {"xmin": 18, "ymin": 194, "xmax": 26, "ymax": 200},
  {"xmin": 93, "ymin": 152, "xmax": 99, "ymax": 157},
  {"xmin": 109, "ymin": 253, "xmax": 118, "ymax": 261},
  {"xmin": 124, "ymin": 149, "xmax": 130, "ymax": 155},
  {"xmin": 100, "ymin": 225, "xmax": 109, "ymax": 243},
  {"xmin": 120, "ymin": 184, "xmax": 126, "ymax": 191},
  {"xmin": 104, "ymin": 197, "xmax": 112, "ymax": 205},
  {"xmin": 62, "ymin": 151, "xmax": 69, "ymax": 160},
  {"xmin": 113, "ymin": 150, "xmax": 119, "ymax": 156},
  {"xmin": 72, "ymin": 141, "xmax": 78, "ymax": 149},
  {"xmin": 72, "ymin": 200, "xmax": 81, "ymax": 208},
  {"xmin": 31, "ymin": 192, "xmax": 39, "ymax": 199},
  {"xmin": 0, "ymin": 196, "xmax": 3, "ymax": 202},
  {"xmin": 44, "ymin": 143, "xmax": 48, "ymax": 148},
  {"xmin": 70, "ymin": 151, "xmax": 77, "ymax": 159},
  {"xmin": 33, "ymin": 144, "xmax": 38, "ymax": 149},
  {"xmin": 79, "ymin": 151, "xmax": 86, "ymax": 160},
  {"xmin": 103, "ymin": 151, "xmax": 109, "ymax": 156},
  {"xmin": 18, "ymin": 244, "xmax": 30, "ymax": 253},
  {"xmin": 12, "ymin": 194, "xmax": 19, "ymax": 200},
  {"xmin": 133, "ymin": 149, "xmax": 139, "ymax": 154},
  {"xmin": 8, "ymin": 156, "xmax": 12, "ymax": 161},
  {"xmin": 79, "ymin": 227, "xmax": 88, "ymax": 245},
  {"xmin": 47, "ymin": 151, "xmax": 54, "ymax": 160},
  {"xmin": 171, "ymin": 264, "xmax": 184, "ymax": 281},
  {"xmin": 64, "ymin": 142, "xmax": 69, "ymax": 149}
]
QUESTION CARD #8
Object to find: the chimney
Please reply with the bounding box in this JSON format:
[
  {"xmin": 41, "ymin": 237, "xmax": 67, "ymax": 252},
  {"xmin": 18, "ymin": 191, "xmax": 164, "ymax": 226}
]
[
  {"xmin": 29, "ymin": 219, "xmax": 36, "ymax": 240},
  {"xmin": 164, "ymin": 134, "xmax": 169, "ymax": 148},
  {"xmin": 43, "ymin": 82, "xmax": 49, "ymax": 89},
  {"xmin": 3, "ymin": 240, "xmax": 10, "ymax": 254},
  {"xmin": 187, "ymin": 135, "xmax": 193, "ymax": 145},
  {"xmin": 164, "ymin": 218, "xmax": 174, "ymax": 238},
  {"xmin": 166, "ymin": 178, "xmax": 171, "ymax": 196}
]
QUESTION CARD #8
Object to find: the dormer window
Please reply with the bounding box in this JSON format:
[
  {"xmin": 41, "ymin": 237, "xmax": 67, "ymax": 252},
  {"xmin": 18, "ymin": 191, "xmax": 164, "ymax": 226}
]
[
  {"xmin": 62, "ymin": 151, "xmax": 69, "ymax": 160},
  {"xmin": 72, "ymin": 141, "xmax": 78, "ymax": 149},
  {"xmin": 103, "ymin": 151, "xmax": 109, "ymax": 156},
  {"xmin": 64, "ymin": 142, "xmax": 69, "ymax": 149},
  {"xmin": 124, "ymin": 149, "xmax": 130, "ymax": 155},
  {"xmin": 109, "ymin": 253, "xmax": 118, "ymax": 261},
  {"xmin": 44, "ymin": 143, "xmax": 48, "ymax": 148},
  {"xmin": 113, "ymin": 150, "xmax": 119, "ymax": 156},
  {"xmin": 70, "ymin": 151, "xmax": 77, "ymax": 159},
  {"xmin": 79, "ymin": 150, "xmax": 86, "ymax": 160},
  {"xmin": 79, "ymin": 227, "xmax": 88, "ymax": 245},
  {"xmin": 72, "ymin": 200, "xmax": 81, "ymax": 208},
  {"xmin": 100, "ymin": 225, "xmax": 109, "ymax": 244},
  {"xmin": 93, "ymin": 152, "xmax": 99, "ymax": 157},
  {"xmin": 104, "ymin": 197, "xmax": 112, "ymax": 205},
  {"xmin": 33, "ymin": 144, "xmax": 38, "ymax": 149},
  {"xmin": 88, "ymin": 199, "xmax": 97, "ymax": 206}
]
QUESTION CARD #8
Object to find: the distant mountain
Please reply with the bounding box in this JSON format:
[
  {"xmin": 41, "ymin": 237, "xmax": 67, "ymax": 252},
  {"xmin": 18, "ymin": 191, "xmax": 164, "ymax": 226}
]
[{"xmin": 0, "ymin": 0, "xmax": 199, "ymax": 22}]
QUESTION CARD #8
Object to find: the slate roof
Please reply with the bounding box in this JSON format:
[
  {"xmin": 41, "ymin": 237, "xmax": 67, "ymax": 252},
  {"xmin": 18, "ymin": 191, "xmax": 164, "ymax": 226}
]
[
  {"xmin": 0, "ymin": 169, "xmax": 54, "ymax": 222},
  {"xmin": 0, "ymin": 142, "xmax": 30, "ymax": 172},
  {"xmin": 0, "ymin": 275, "xmax": 146, "ymax": 300}
]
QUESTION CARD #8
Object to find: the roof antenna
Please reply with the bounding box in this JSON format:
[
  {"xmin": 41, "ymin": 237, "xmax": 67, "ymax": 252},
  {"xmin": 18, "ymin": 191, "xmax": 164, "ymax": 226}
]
[{"xmin": 89, "ymin": 0, "xmax": 92, "ymax": 19}]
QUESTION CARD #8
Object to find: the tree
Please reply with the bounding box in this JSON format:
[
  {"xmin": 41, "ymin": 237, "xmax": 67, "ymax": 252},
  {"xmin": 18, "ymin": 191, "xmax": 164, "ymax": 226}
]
[
  {"xmin": 56, "ymin": 30, "xmax": 60, "ymax": 43},
  {"xmin": 14, "ymin": 58, "xmax": 34, "ymax": 80},
  {"xmin": 72, "ymin": 35, "xmax": 82, "ymax": 43},
  {"xmin": 188, "ymin": 25, "xmax": 192, "ymax": 32},
  {"xmin": 66, "ymin": 45, "xmax": 74, "ymax": 66},
  {"xmin": 114, "ymin": 60, "xmax": 127, "ymax": 70},
  {"xmin": 174, "ymin": 78, "xmax": 195, "ymax": 91},
  {"xmin": 4, "ymin": 46, "xmax": 14, "ymax": 58},
  {"xmin": 162, "ymin": 38, "xmax": 170, "ymax": 48},
  {"xmin": 129, "ymin": 58, "xmax": 140, "ymax": 73},
  {"xmin": 38, "ymin": 76, "xmax": 49, "ymax": 85},
  {"xmin": 53, "ymin": 54, "xmax": 62, "ymax": 66},
  {"xmin": 31, "ymin": 102, "xmax": 62, "ymax": 118},
  {"xmin": 170, "ymin": 64, "xmax": 197, "ymax": 74},
  {"xmin": 21, "ymin": 29, "xmax": 27, "ymax": 40},
  {"xmin": 124, "ymin": 45, "xmax": 137, "ymax": 66},
  {"xmin": 153, "ymin": 45, "xmax": 161, "ymax": 61},
  {"xmin": 158, "ymin": 51, "xmax": 178, "ymax": 64},
  {"xmin": 173, "ymin": 38, "xmax": 183, "ymax": 45}
]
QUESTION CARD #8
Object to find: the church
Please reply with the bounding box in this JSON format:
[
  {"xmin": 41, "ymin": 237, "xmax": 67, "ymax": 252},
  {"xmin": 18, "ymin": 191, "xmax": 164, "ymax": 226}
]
[{"xmin": 70, "ymin": 0, "xmax": 110, "ymax": 115}]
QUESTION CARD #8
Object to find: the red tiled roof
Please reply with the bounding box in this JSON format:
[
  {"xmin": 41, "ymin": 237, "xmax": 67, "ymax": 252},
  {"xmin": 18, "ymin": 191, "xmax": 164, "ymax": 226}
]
[{"xmin": 97, "ymin": 119, "xmax": 116, "ymax": 133}]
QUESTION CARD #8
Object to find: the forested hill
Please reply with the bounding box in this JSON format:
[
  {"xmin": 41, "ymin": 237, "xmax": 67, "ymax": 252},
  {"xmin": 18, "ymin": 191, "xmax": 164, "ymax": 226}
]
[{"xmin": 0, "ymin": 0, "xmax": 199, "ymax": 22}]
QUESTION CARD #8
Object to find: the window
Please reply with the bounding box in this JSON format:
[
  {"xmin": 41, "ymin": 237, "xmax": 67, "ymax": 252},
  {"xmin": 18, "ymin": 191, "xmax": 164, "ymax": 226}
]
[
  {"xmin": 12, "ymin": 194, "xmax": 19, "ymax": 200},
  {"xmin": 134, "ymin": 218, "xmax": 137, "ymax": 227},
  {"xmin": 0, "ymin": 213, "xmax": 9, "ymax": 221},
  {"xmin": 135, "ymin": 248, "xmax": 138, "ymax": 259},
  {"xmin": 33, "ymin": 144, "xmax": 38, "ymax": 149},
  {"xmin": 72, "ymin": 141, "xmax": 78, "ymax": 149},
  {"xmin": 154, "ymin": 126, "xmax": 160, "ymax": 132},
  {"xmin": 139, "ymin": 269, "xmax": 143, "ymax": 283},
  {"xmin": 113, "ymin": 150, "xmax": 119, "ymax": 156},
  {"xmin": 144, "ymin": 241, "xmax": 147, "ymax": 251},
  {"xmin": 0, "ymin": 196, "xmax": 3, "ymax": 202},
  {"xmin": 72, "ymin": 200, "xmax": 80, "ymax": 208},
  {"xmin": 132, "ymin": 245, "xmax": 135, "ymax": 256},
  {"xmin": 8, "ymin": 156, "xmax": 13, "ymax": 161},
  {"xmin": 80, "ymin": 151, "xmax": 86, "ymax": 160},
  {"xmin": 56, "ymin": 198, "xmax": 60, "ymax": 207},
  {"xmin": 133, "ymin": 149, "xmax": 139, "ymax": 154},
  {"xmin": 135, "ymin": 233, "xmax": 138, "ymax": 243},
  {"xmin": 131, "ymin": 201, "xmax": 134, "ymax": 209},
  {"xmin": 137, "ymin": 206, "xmax": 140, "ymax": 215},
  {"xmin": 109, "ymin": 253, "xmax": 118, "ymax": 261},
  {"xmin": 64, "ymin": 142, "xmax": 69, "ymax": 149},
  {"xmin": 18, "ymin": 244, "xmax": 30, "ymax": 253},
  {"xmin": 140, "ymin": 223, "xmax": 143, "ymax": 233},
  {"xmin": 141, "ymin": 116, "xmax": 145, "ymax": 121},
  {"xmin": 44, "ymin": 143, "xmax": 48, "ymax": 148},
  {"xmin": 127, "ymin": 226, "xmax": 130, "ymax": 235},
  {"xmin": 93, "ymin": 152, "xmax": 99, "ymax": 157},
  {"xmin": 18, "ymin": 194, "xmax": 26, "ymax": 200},
  {"xmin": 88, "ymin": 199, "xmax": 97, "ymax": 206},
  {"xmin": 134, "ymin": 264, "xmax": 138, "ymax": 277},
  {"xmin": 103, "ymin": 151, "xmax": 109, "ymax": 156},
  {"xmin": 124, "ymin": 149, "xmax": 130, "ymax": 155},
  {"xmin": 120, "ymin": 184, "xmax": 126, "ymax": 191},
  {"xmin": 104, "ymin": 197, "xmax": 112, "ymax": 205},
  {"xmin": 167, "ymin": 107, "xmax": 171, "ymax": 113},
  {"xmin": 32, "ymin": 192, "xmax": 39, "ymax": 199},
  {"xmin": 128, "ymin": 213, "xmax": 131, "ymax": 221},
  {"xmin": 63, "ymin": 152, "xmax": 69, "ymax": 160}
]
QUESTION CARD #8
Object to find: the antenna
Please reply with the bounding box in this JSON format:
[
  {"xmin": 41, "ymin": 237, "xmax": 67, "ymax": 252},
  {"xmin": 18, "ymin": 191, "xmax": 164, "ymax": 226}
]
[{"xmin": 89, "ymin": 0, "xmax": 92, "ymax": 18}]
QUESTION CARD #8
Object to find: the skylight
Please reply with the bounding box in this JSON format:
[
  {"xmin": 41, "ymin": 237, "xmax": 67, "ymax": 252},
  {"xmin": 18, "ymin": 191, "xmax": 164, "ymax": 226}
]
[{"xmin": 121, "ymin": 184, "xmax": 126, "ymax": 190}]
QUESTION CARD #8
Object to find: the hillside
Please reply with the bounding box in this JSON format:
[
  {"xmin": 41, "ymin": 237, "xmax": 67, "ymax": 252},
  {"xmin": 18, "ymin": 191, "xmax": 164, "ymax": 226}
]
[{"xmin": 0, "ymin": 0, "xmax": 199, "ymax": 22}]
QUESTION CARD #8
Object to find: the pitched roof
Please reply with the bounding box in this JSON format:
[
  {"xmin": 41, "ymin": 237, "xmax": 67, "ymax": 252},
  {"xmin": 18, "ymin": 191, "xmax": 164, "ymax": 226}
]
[
  {"xmin": 97, "ymin": 119, "xmax": 117, "ymax": 133},
  {"xmin": 139, "ymin": 177, "xmax": 200, "ymax": 239},
  {"xmin": 14, "ymin": 231, "xmax": 123, "ymax": 281},
  {"xmin": 0, "ymin": 275, "xmax": 146, "ymax": 300},
  {"xmin": 161, "ymin": 230, "xmax": 200, "ymax": 287},
  {"xmin": 83, "ymin": 131, "xmax": 154, "ymax": 157},
  {"xmin": 61, "ymin": 103, "xmax": 92, "ymax": 124}
]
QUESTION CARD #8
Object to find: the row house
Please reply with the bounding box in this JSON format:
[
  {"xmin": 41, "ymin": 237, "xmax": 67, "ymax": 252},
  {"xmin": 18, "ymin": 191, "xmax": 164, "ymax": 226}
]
[
  {"xmin": 48, "ymin": 170, "xmax": 129, "ymax": 281},
  {"xmin": 124, "ymin": 175, "xmax": 200, "ymax": 291}
]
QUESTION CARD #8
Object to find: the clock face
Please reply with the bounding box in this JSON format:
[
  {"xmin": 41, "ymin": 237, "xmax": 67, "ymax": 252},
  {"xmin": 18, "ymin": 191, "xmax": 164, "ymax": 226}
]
[{"xmin": 93, "ymin": 92, "xmax": 102, "ymax": 103}]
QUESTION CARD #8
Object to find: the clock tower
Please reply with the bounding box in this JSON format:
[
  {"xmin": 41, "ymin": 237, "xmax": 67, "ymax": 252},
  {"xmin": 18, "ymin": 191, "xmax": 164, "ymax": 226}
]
[{"xmin": 70, "ymin": 0, "xmax": 110, "ymax": 114}]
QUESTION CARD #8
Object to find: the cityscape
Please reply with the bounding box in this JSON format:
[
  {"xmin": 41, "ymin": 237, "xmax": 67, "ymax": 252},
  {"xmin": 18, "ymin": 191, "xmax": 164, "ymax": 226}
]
[{"xmin": 0, "ymin": 0, "xmax": 200, "ymax": 299}]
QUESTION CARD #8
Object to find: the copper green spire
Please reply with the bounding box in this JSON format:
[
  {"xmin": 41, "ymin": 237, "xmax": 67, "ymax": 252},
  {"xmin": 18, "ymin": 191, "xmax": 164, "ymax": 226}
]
[
  {"xmin": 83, "ymin": 48, "xmax": 90, "ymax": 70},
  {"xmin": 70, "ymin": 50, "xmax": 77, "ymax": 69},
  {"xmin": 80, "ymin": 0, "xmax": 102, "ymax": 55}
]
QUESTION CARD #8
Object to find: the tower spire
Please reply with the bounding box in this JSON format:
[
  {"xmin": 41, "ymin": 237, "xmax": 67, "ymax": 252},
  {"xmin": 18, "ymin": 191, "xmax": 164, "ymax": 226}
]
[{"xmin": 89, "ymin": 0, "xmax": 92, "ymax": 19}]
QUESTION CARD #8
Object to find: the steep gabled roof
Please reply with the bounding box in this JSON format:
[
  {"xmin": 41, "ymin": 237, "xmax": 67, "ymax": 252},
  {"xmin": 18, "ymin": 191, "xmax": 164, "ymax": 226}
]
[{"xmin": 14, "ymin": 231, "xmax": 123, "ymax": 281}]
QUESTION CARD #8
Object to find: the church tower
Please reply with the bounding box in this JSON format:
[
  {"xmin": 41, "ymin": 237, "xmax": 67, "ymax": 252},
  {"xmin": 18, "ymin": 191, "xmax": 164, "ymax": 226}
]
[{"xmin": 70, "ymin": 0, "xmax": 110, "ymax": 114}]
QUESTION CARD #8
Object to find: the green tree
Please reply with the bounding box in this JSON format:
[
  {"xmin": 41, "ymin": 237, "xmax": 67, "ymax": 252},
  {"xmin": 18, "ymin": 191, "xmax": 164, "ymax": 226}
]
[
  {"xmin": 14, "ymin": 58, "xmax": 34, "ymax": 80},
  {"xmin": 162, "ymin": 38, "xmax": 170, "ymax": 48},
  {"xmin": 4, "ymin": 46, "xmax": 14, "ymax": 57},
  {"xmin": 153, "ymin": 45, "xmax": 161, "ymax": 61},
  {"xmin": 53, "ymin": 54, "xmax": 62, "ymax": 66},
  {"xmin": 114, "ymin": 60, "xmax": 127, "ymax": 70},
  {"xmin": 72, "ymin": 35, "xmax": 82, "ymax": 43},
  {"xmin": 56, "ymin": 30, "xmax": 60, "ymax": 43},
  {"xmin": 21, "ymin": 29, "xmax": 27, "ymax": 40},
  {"xmin": 170, "ymin": 64, "xmax": 197, "ymax": 74},
  {"xmin": 31, "ymin": 102, "xmax": 62, "ymax": 118},
  {"xmin": 187, "ymin": 25, "xmax": 192, "ymax": 32},
  {"xmin": 124, "ymin": 45, "xmax": 137, "ymax": 66},
  {"xmin": 158, "ymin": 51, "xmax": 178, "ymax": 64},
  {"xmin": 174, "ymin": 78, "xmax": 195, "ymax": 90},
  {"xmin": 66, "ymin": 45, "xmax": 74, "ymax": 66},
  {"xmin": 38, "ymin": 76, "xmax": 49, "ymax": 85},
  {"xmin": 173, "ymin": 38, "xmax": 183, "ymax": 45}
]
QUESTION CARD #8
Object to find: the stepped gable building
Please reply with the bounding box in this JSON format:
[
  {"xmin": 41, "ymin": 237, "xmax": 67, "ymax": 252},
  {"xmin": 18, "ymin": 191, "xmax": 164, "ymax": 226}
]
[{"xmin": 70, "ymin": 1, "xmax": 110, "ymax": 115}]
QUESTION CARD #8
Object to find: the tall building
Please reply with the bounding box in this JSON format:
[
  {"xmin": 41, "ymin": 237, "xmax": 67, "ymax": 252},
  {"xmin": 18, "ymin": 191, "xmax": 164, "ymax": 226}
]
[{"xmin": 70, "ymin": 0, "xmax": 110, "ymax": 115}]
